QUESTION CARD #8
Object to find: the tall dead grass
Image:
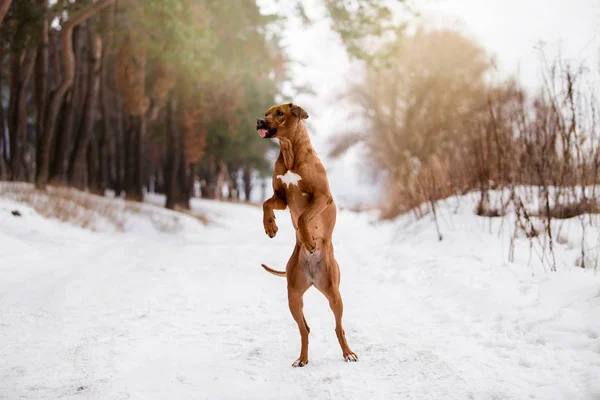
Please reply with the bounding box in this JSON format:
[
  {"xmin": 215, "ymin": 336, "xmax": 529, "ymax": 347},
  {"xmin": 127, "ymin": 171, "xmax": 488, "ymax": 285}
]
[
  {"xmin": 396, "ymin": 60, "xmax": 599, "ymax": 270},
  {"xmin": 0, "ymin": 183, "xmax": 190, "ymax": 233},
  {"xmin": 332, "ymin": 30, "xmax": 600, "ymax": 270}
]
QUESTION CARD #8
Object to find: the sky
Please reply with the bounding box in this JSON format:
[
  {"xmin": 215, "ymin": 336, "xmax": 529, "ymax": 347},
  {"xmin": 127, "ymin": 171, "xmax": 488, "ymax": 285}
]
[{"xmin": 259, "ymin": 0, "xmax": 600, "ymax": 208}]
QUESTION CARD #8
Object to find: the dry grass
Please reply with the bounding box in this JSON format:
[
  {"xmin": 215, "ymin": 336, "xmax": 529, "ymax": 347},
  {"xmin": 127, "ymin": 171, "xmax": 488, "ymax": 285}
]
[
  {"xmin": 0, "ymin": 182, "xmax": 207, "ymax": 233},
  {"xmin": 175, "ymin": 205, "xmax": 211, "ymax": 225},
  {"xmin": 335, "ymin": 31, "xmax": 600, "ymax": 270}
]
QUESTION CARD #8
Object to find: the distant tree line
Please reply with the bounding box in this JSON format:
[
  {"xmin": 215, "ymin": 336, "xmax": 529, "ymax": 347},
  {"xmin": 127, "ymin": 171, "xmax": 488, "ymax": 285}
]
[
  {"xmin": 0, "ymin": 0, "xmax": 413, "ymax": 209},
  {"xmin": 0, "ymin": 0, "xmax": 288, "ymax": 209}
]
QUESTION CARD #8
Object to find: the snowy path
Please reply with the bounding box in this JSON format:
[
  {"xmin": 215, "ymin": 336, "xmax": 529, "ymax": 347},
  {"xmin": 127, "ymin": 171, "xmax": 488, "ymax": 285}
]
[{"xmin": 1, "ymin": 197, "xmax": 599, "ymax": 399}]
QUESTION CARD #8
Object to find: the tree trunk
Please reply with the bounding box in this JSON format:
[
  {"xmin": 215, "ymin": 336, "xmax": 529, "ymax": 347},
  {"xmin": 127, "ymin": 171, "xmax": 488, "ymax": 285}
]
[
  {"xmin": 36, "ymin": 0, "xmax": 116, "ymax": 189},
  {"xmin": 0, "ymin": 140, "xmax": 5, "ymax": 179},
  {"xmin": 38, "ymin": 29, "xmax": 60, "ymax": 175},
  {"xmin": 98, "ymin": 3, "xmax": 115, "ymax": 195},
  {"xmin": 88, "ymin": 131, "xmax": 100, "ymax": 194},
  {"xmin": 0, "ymin": 0, "xmax": 11, "ymax": 26},
  {"xmin": 50, "ymin": 29, "xmax": 61, "ymax": 90},
  {"xmin": 177, "ymin": 151, "xmax": 186, "ymax": 203},
  {"xmin": 69, "ymin": 29, "xmax": 102, "ymax": 190},
  {"xmin": 113, "ymin": 96, "xmax": 124, "ymax": 195},
  {"xmin": 116, "ymin": 27, "xmax": 147, "ymax": 202},
  {"xmin": 243, "ymin": 166, "xmax": 252, "ymax": 202},
  {"xmin": 0, "ymin": 146, "xmax": 5, "ymax": 180},
  {"xmin": 0, "ymin": 129, "xmax": 5, "ymax": 178},
  {"xmin": 124, "ymin": 114, "xmax": 144, "ymax": 201},
  {"xmin": 136, "ymin": 117, "xmax": 146, "ymax": 199},
  {"xmin": 201, "ymin": 154, "xmax": 217, "ymax": 199},
  {"xmin": 176, "ymin": 161, "xmax": 193, "ymax": 210},
  {"xmin": 165, "ymin": 96, "xmax": 180, "ymax": 210},
  {"xmin": 35, "ymin": 0, "xmax": 49, "ymax": 178},
  {"xmin": 124, "ymin": 115, "xmax": 134, "ymax": 196},
  {"xmin": 52, "ymin": 23, "xmax": 85, "ymax": 184},
  {"xmin": 0, "ymin": 39, "xmax": 7, "ymax": 179},
  {"xmin": 8, "ymin": 42, "xmax": 36, "ymax": 181},
  {"xmin": 97, "ymin": 112, "xmax": 108, "ymax": 193}
]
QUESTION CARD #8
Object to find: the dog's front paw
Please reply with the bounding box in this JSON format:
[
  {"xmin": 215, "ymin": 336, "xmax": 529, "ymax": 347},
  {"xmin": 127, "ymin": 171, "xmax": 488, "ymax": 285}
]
[
  {"xmin": 304, "ymin": 237, "xmax": 316, "ymax": 254},
  {"xmin": 298, "ymin": 219, "xmax": 316, "ymax": 252},
  {"xmin": 299, "ymin": 232, "xmax": 316, "ymax": 253},
  {"xmin": 263, "ymin": 215, "xmax": 278, "ymax": 238},
  {"xmin": 344, "ymin": 352, "xmax": 358, "ymax": 362}
]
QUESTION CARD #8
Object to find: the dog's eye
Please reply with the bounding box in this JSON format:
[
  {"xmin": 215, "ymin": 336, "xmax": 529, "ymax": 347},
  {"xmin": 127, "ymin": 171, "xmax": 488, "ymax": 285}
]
[{"xmin": 276, "ymin": 110, "xmax": 284, "ymax": 116}]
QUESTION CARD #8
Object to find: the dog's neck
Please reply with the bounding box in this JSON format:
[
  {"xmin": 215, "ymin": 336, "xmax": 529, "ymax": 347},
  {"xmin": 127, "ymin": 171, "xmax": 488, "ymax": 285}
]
[{"xmin": 278, "ymin": 121, "xmax": 311, "ymax": 170}]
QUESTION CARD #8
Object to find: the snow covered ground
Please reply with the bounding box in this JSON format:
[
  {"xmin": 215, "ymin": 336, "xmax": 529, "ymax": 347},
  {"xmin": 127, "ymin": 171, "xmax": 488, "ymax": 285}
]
[{"xmin": 1, "ymin": 188, "xmax": 599, "ymax": 399}]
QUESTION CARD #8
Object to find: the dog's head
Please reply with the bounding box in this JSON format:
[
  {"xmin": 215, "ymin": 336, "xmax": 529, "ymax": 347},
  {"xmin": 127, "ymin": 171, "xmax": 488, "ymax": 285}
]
[{"xmin": 256, "ymin": 103, "xmax": 309, "ymax": 140}]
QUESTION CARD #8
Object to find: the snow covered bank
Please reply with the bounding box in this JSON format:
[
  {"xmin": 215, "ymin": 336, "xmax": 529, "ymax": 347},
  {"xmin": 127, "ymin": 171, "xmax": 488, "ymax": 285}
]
[
  {"xmin": 0, "ymin": 183, "xmax": 207, "ymax": 235},
  {"xmin": 0, "ymin": 188, "xmax": 599, "ymax": 399}
]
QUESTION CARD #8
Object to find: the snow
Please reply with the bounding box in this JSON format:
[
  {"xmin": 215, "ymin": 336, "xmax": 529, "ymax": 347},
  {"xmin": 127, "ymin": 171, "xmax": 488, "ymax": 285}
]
[{"xmin": 1, "ymin": 188, "xmax": 599, "ymax": 399}]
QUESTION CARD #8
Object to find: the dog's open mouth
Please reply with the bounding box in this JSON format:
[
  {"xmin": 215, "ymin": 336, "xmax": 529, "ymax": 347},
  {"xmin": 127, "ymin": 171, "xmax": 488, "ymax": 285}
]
[
  {"xmin": 257, "ymin": 128, "xmax": 277, "ymax": 139},
  {"xmin": 256, "ymin": 118, "xmax": 277, "ymax": 139}
]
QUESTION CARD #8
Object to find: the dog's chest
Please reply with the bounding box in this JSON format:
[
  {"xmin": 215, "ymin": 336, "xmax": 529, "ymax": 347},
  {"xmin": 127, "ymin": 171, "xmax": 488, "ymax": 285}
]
[
  {"xmin": 276, "ymin": 170, "xmax": 302, "ymax": 188},
  {"xmin": 277, "ymin": 170, "xmax": 311, "ymax": 203}
]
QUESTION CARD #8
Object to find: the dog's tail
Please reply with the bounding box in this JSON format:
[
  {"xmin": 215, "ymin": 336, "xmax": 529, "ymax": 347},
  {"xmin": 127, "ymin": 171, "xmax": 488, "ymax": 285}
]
[{"xmin": 260, "ymin": 264, "xmax": 286, "ymax": 277}]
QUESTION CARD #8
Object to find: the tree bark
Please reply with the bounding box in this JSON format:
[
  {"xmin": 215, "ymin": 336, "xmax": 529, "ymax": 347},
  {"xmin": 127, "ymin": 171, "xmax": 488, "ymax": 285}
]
[
  {"xmin": 38, "ymin": 29, "xmax": 60, "ymax": 176},
  {"xmin": 201, "ymin": 154, "xmax": 217, "ymax": 199},
  {"xmin": 135, "ymin": 116, "xmax": 146, "ymax": 201},
  {"xmin": 98, "ymin": 3, "xmax": 116, "ymax": 194},
  {"xmin": 35, "ymin": 0, "xmax": 49, "ymax": 179},
  {"xmin": 8, "ymin": 41, "xmax": 36, "ymax": 181},
  {"xmin": 124, "ymin": 114, "xmax": 144, "ymax": 201},
  {"xmin": 0, "ymin": 146, "xmax": 5, "ymax": 180},
  {"xmin": 0, "ymin": 0, "xmax": 11, "ymax": 26},
  {"xmin": 113, "ymin": 95, "xmax": 125, "ymax": 195},
  {"xmin": 36, "ymin": 0, "xmax": 116, "ymax": 189},
  {"xmin": 88, "ymin": 130, "xmax": 101, "ymax": 194},
  {"xmin": 69, "ymin": 30, "xmax": 102, "ymax": 189},
  {"xmin": 50, "ymin": 29, "xmax": 61, "ymax": 90},
  {"xmin": 243, "ymin": 166, "xmax": 252, "ymax": 202},
  {"xmin": 0, "ymin": 39, "xmax": 7, "ymax": 179},
  {"xmin": 117, "ymin": 30, "xmax": 147, "ymax": 202},
  {"xmin": 165, "ymin": 96, "xmax": 180, "ymax": 210},
  {"xmin": 51, "ymin": 23, "xmax": 85, "ymax": 184},
  {"xmin": 176, "ymin": 159, "xmax": 193, "ymax": 210},
  {"xmin": 124, "ymin": 115, "xmax": 134, "ymax": 196}
]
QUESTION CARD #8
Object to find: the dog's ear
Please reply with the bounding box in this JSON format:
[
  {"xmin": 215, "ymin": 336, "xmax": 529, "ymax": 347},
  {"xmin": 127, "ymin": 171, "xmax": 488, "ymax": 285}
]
[{"xmin": 289, "ymin": 103, "xmax": 309, "ymax": 120}]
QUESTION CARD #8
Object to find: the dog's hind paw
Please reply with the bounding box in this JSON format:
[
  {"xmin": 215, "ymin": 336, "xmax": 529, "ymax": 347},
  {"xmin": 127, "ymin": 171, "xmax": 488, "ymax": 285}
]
[
  {"xmin": 292, "ymin": 358, "xmax": 308, "ymax": 367},
  {"xmin": 344, "ymin": 353, "xmax": 358, "ymax": 362}
]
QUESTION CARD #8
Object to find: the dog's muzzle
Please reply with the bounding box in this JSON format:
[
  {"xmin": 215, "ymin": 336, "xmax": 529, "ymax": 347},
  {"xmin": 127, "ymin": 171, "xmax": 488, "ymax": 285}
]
[{"xmin": 256, "ymin": 118, "xmax": 277, "ymax": 139}]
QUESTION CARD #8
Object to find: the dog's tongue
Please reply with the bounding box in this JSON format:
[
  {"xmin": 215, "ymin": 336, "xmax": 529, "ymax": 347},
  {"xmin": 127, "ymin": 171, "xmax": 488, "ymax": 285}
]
[{"xmin": 257, "ymin": 129, "xmax": 268, "ymax": 138}]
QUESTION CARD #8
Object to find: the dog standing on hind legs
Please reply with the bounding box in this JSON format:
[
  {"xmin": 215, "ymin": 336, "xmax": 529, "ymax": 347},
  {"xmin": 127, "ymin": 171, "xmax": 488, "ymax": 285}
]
[{"xmin": 256, "ymin": 103, "xmax": 358, "ymax": 367}]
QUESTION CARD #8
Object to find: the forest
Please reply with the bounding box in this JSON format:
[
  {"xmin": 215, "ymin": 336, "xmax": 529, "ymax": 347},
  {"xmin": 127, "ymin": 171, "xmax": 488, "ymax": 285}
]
[{"xmin": 0, "ymin": 0, "xmax": 400, "ymax": 209}]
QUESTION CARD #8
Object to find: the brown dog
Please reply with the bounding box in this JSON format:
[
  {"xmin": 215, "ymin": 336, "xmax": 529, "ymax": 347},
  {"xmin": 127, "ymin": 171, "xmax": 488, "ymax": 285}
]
[{"xmin": 256, "ymin": 103, "xmax": 358, "ymax": 367}]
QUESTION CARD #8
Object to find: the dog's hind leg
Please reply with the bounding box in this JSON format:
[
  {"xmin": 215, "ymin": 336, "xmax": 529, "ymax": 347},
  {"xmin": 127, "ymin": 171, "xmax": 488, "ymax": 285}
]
[
  {"xmin": 314, "ymin": 256, "xmax": 358, "ymax": 363},
  {"xmin": 288, "ymin": 287, "xmax": 311, "ymax": 367},
  {"xmin": 325, "ymin": 285, "xmax": 358, "ymax": 362},
  {"xmin": 286, "ymin": 244, "xmax": 312, "ymax": 367}
]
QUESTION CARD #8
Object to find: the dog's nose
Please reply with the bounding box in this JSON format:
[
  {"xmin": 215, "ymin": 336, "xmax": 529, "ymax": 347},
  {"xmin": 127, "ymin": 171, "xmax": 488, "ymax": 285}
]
[{"xmin": 256, "ymin": 118, "xmax": 267, "ymax": 129}]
